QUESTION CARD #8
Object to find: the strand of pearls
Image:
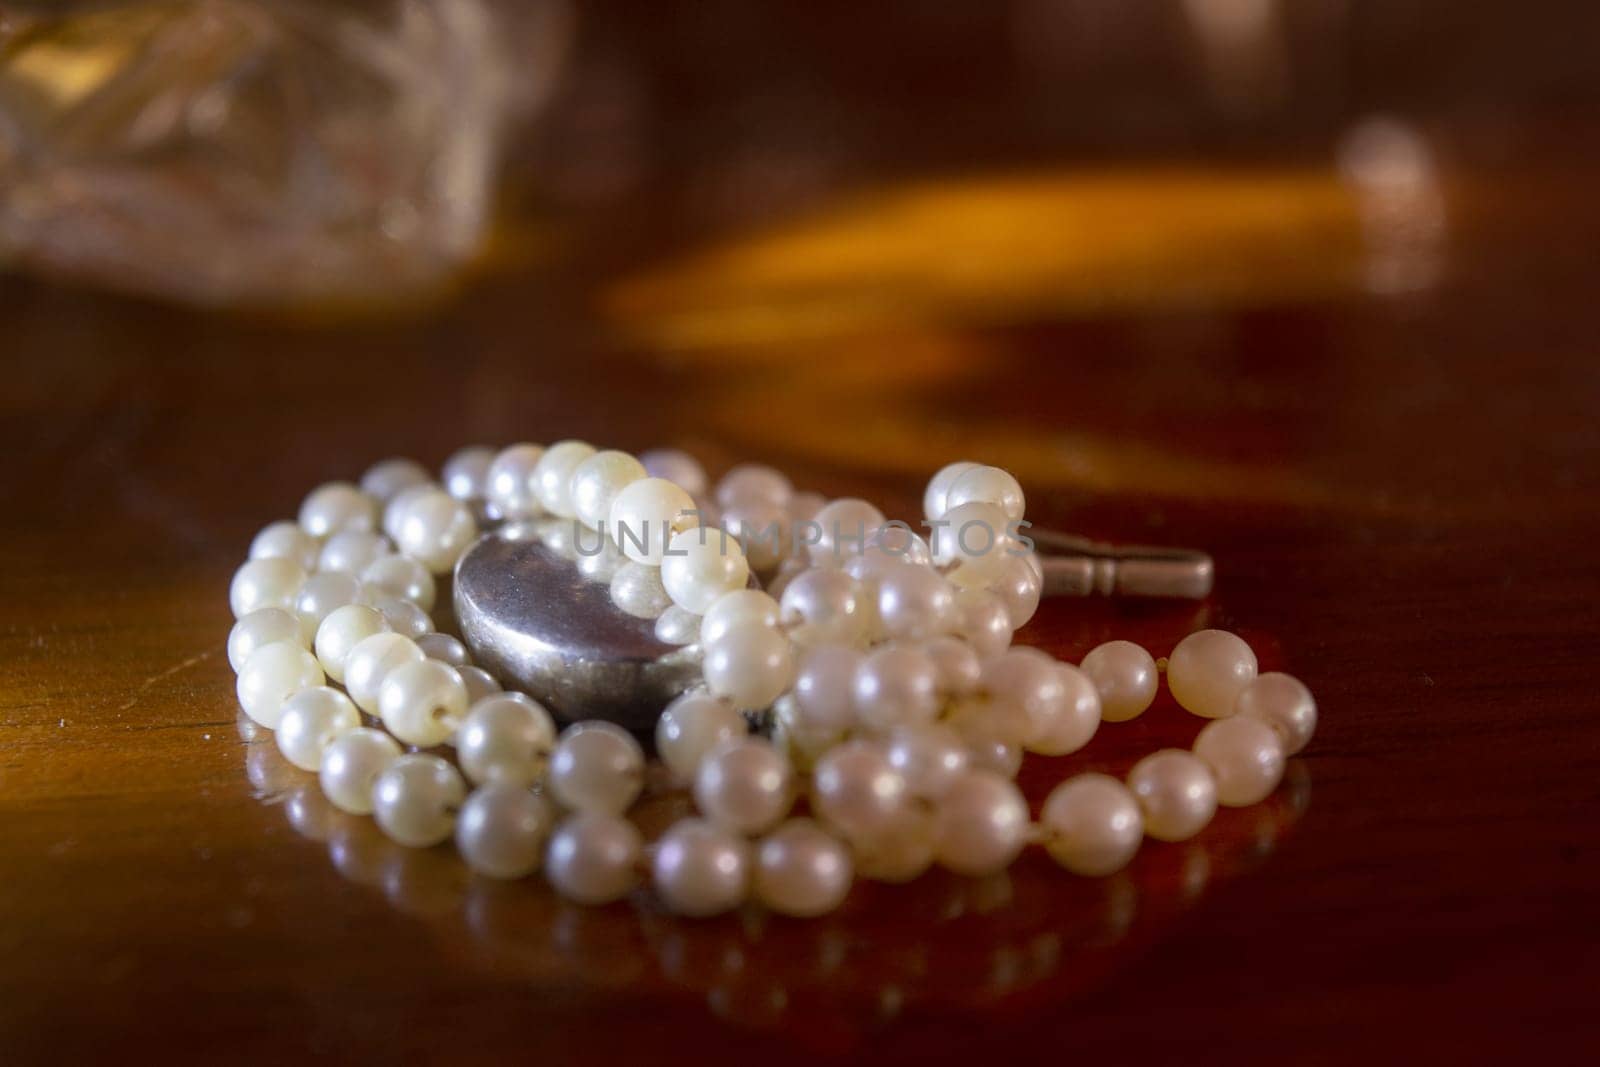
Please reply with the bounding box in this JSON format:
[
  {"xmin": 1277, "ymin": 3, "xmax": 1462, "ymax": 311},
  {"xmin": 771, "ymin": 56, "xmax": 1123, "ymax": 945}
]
[{"xmin": 227, "ymin": 445, "xmax": 1318, "ymax": 918}]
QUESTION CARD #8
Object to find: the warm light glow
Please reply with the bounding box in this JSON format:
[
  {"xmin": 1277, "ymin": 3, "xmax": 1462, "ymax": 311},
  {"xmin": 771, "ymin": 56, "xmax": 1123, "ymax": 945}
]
[
  {"xmin": 3, "ymin": 24, "xmax": 144, "ymax": 108},
  {"xmin": 596, "ymin": 166, "xmax": 1461, "ymax": 514},
  {"xmin": 606, "ymin": 168, "xmax": 1367, "ymax": 350}
]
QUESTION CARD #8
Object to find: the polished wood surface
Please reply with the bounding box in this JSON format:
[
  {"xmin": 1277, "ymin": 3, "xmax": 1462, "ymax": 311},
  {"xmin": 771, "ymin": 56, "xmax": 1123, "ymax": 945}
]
[{"xmin": 4, "ymin": 3, "xmax": 1600, "ymax": 1063}]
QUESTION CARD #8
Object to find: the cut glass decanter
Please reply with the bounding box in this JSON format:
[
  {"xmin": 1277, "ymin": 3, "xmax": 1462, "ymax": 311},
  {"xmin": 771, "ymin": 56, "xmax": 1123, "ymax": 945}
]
[{"xmin": 0, "ymin": 0, "xmax": 556, "ymax": 305}]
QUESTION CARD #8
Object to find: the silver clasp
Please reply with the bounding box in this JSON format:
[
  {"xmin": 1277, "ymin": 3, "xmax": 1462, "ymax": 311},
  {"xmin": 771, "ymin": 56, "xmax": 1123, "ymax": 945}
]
[{"xmin": 1031, "ymin": 528, "xmax": 1214, "ymax": 599}]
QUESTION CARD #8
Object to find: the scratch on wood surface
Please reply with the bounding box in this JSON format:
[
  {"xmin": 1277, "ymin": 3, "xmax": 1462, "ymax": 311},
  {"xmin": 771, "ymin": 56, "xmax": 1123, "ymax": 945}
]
[{"xmin": 116, "ymin": 647, "xmax": 219, "ymax": 713}]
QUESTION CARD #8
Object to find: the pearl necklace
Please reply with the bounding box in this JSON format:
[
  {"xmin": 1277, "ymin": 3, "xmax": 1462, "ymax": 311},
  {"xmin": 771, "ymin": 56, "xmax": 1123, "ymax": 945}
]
[{"xmin": 227, "ymin": 445, "xmax": 1318, "ymax": 918}]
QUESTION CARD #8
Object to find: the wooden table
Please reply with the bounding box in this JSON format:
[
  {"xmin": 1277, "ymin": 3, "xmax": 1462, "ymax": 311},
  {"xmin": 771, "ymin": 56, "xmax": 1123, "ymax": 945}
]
[{"xmin": 3, "ymin": 3, "xmax": 1599, "ymax": 1062}]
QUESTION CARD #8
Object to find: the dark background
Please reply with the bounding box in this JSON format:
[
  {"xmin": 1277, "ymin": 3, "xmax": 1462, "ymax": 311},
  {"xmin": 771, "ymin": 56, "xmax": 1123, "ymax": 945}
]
[{"xmin": 3, "ymin": 2, "xmax": 1598, "ymax": 1062}]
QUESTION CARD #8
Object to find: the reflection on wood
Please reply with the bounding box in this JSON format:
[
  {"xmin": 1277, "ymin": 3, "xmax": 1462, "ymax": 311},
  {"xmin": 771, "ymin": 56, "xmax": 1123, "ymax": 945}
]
[{"xmin": 608, "ymin": 169, "xmax": 1369, "ymax": 349}]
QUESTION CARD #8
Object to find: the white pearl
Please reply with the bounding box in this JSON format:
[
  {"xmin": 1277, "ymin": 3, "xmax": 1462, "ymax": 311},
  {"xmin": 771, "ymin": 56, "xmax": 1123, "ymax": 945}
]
[
  {"xmin": 298, "ymin": 482, "xmax": 378, "ymax": 538},
  {"xmin": 361, "ymin": 554, "xmax": 436, "ymax": 610},
  {"xmin": 275, "ymin": 686, "xmax": 361, "ymax": 771},
  {"xmin": 236, "ymin": 640, "xmax": 324, "ymax": 728},
  {"xmin": 655, "ymin": 692, "xmax": 747, "ymax": 784},
  {"xmin": 763, "ymin": 556, "xmax": 812, "ymax": 602},
  {"xmin": 699, "ymin": 589, "xmax": 780, "ymax": 646},
  {"xmin": 694, "ymin": 737, "xmax": 793, "ymax": 835},
  {"xmin": 718, "ymin": 498, "xmax": 791, "ymax": 571},
  {"xmin": 228, "ymin": 607, "xmax": 302, "ymax": 673},
  {"xmin": 977, "ymin": 648, "xmax": 1071, "ymax": 750},
  {"xmin": 853, "ymin": 806, "xmax": 936, "ymax": 883},
  {"xmin": 458, "ymin": 694, "xmax": 557, "ymax": 787},
  {"xmin": 1029, "ymin": 664, "xmax": 1101, "ymax": 756},
  {"xmin": 378, "ymin": 484, "xmax": 429, "ymax": 542},
  {"xmin": 779, "ymin": 567, "xmax": 866, "ymax": 646},
  {"xmin": 945, "ymin": 464, "xmax": 1025, "ymax": 522},
  {"xmin": 862, "ymin": 523, "xmax": 933, "ymax": 566},
  {"xmin": 457, "ymin": 666, "xmax": 502, "ymax": 706},
  {"xmin": 343, "ymin": 632, "xmax": 425, "ymax": 714},
  {"xmin": 1235, "ymin": 672, "xmax": 1317, "ymax": 754},
  {"xmin": 532, "ymin": 440, "xmax": 597, "ymax": 518},
  {"xmin": 608, "ymin": 477, "xmax": 700, "ymax": 565},
  {"xmin": 655, "ymin": 606, "xmax": 700, "ymax": 646},
  {"xmin": 982, "ymin": 551, "xmax": 1043, "ymax": 628},
  {"xmin": 702, "ymin": 625, "xmax": 794, "ymax": 710},
  {"xmin": 1168, "ymin": 629, "xmax": 1258, "ymax": 718},
  {"xmin": 790, "ymin": 645, "xmax": 860, "ymax": 739},
  {"xmin": 662, "ymin": 527, "xmax": 751, "ymax": 614},
  {"xmin": 570, "ymin": 449, "xmax": 647, "ymax": 529},
  {"xmin": 716, "ymin": 463, "xmax": 792, "ymax": 509},
  {"xmin": 885, "ymin": 723, "xmax": 971, "ymax": 799},
  {"xmin": 838, "ymin": 547, "xmax": 902, "ymax": 598},
  {"xmin": 372, "ymin": 754, "xmax": 466, "ymax": 848},
  {"xmin": 456, "ymin": 783, "xmax": 555, "ymax": 879},
  {"xmin": 1040, "ymin": 773, "xmax": 1143, "ymax": 876},
  {"xmin": 367, "ymin": 592, "xmax": 431, "ymax": 640},
  {"xmin": 1127, "ymin": 749, "xmax": 1218, "ymax": 842},
  {"xmin": 229, "ymin": 557, "xmax": 306, "ymax": 618},
  {"xmin": 839, "ymin": 547, "xmax": 911, "ymax": 644},
  {"xmin": 755, "ymin": 819, "xmax": 853, "ymax": 917},
  {"xmin": 442, "ymin": 444, "xmax": 496, "ymax": 502},
  {"xmin": 1021, "ymin": 545, "xmax": 1043, "ymax": 584},
  {"xmin": 416, "ymin": 632, "xmax": 470, "ymax": 667},
  {"xmin": 934, "ymin": 769, "xmax": 1030, "ymax": 876},
  {"xmin": 379, "ymin": 659, "xmax": 469, "ymax": 747},
  {"xmin": 640, "ymin": 448, "xmax": 708, "ymax": 497},
  {"xmin": 317, "ymin": 530, "xmax": 391, "ymax": 577},
  {"xmin": 807, "ymin": 498, "xmax": 885, "ymax": 564},
  {"xmin": 838, "ymin": 550, "xmax": 889, "ymax": 607},
  {"xmin": 811, "ymin": 740, "xmax": 908, "ymax": 843},
  {"xmin": 953, "ymin": 586, "xmax": 1013, "ymax": 658},
  {"xmin": 966, "ymin": 736, "xmax": 1024, "ymax": 779},
  {"xmin": 920, "ymin": 635, "xmax": 982, "ymax": 695},
  {"xmin": 876, "ymin": 561, "xmax": 957, "ymax": 641},
  {"xmin": 359, "ymin": 457, "xmax": 432, "ymax": 502},
  {"xmin": 545, "ymin": 812, "xmax": 641, "ymax": 905},
  {"xmin": 486, "ymin": 443, "xmax": 546, "ymax": 519},
  {"xmin": 313, "ymin": 603, "xmax": 389, "ymax": 683},
  {"xmin": 853, "ymin": 645, "xmax": 940, "ymax": 732},
  {"xmin": 944, "ymin": 687, "xmax": 1031, "ymax": 751},
  {"xmin": 929, "ymin": 500, "xmax": 1013, "ymax": 581},
  {"xmin": 394, "ymin": 489, "xmax": 477, "ymax": 574},
  {"xmin": 1194, "ymin": 715, "xmax": 1286, "ymax": 806},
  {"xmin": 923, "ymin": 460, "xmax": 980, "ymax": 521},
  {"xmin": 249, "ymin": 520, "xmax": 319, "ymax": 571},
  {"xmin": 652, "ymin": 818, "xmax": 750, "ymax": 917},
  {"xmin": 770, "ymin": 695, "xmax": 841, "ymax": 772},
  {"xmin": 1080, "ymin": 640, "xmax": 1158, "ymax": 722},
  {"xmin": 548, "ymin": 721, "xmax": 645, "ymax": 814},
  {"xmin": 608, "ymin": 561, "xmax": 672, "ymax": 618},
  {"xmin": 292, "ymin": 571, "xmax": 362, "ymax": 641},
  {"xmin": 490, "ymin": 688, "xmax": 546, "ymax": 711},
  {"xmin": 319, "ymin": 728, "xmax": 402, "ymax": 815}
]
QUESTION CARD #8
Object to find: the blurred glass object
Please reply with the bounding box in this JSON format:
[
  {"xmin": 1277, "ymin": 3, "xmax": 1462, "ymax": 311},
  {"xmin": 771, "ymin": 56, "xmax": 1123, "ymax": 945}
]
[
  {"xmin": 0, "ymin": 0, "xmax": 570, "ymax": 306},
  {"xmin": 1181, "ymin": 0, "xmax": 1289, "ymax": 119},
  {"xmin": 1337, "ymin": 116, "xmax": 1446, "ymax": 295}
]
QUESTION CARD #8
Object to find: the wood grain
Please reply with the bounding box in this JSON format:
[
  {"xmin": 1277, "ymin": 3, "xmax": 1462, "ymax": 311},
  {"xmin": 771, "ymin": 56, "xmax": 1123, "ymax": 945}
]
[{"xmin": 3, "ymin": 3, "xmax": 1600, "ymax": 1063}]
